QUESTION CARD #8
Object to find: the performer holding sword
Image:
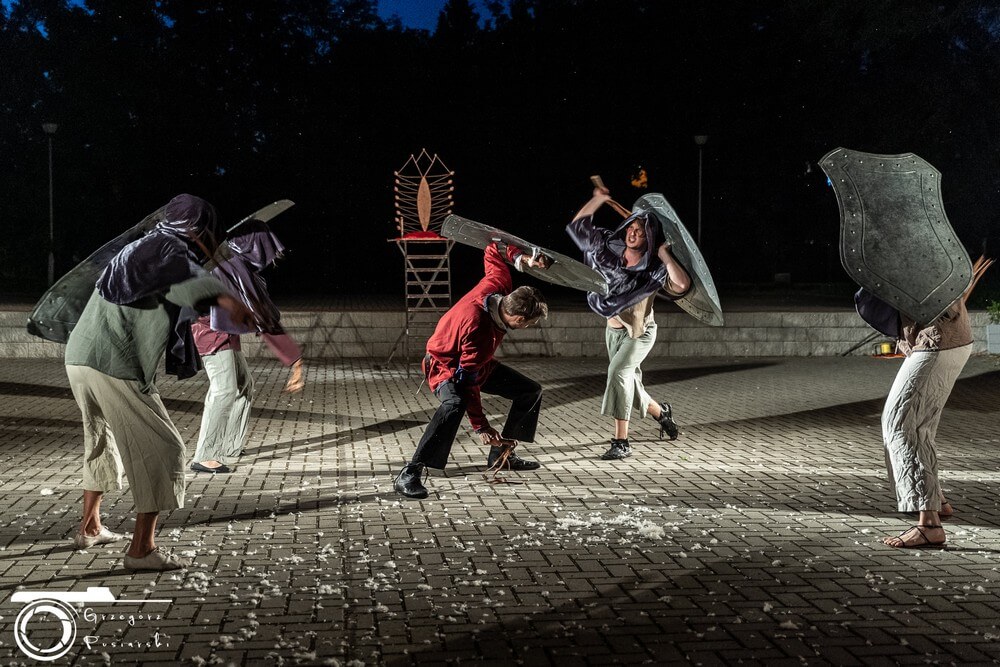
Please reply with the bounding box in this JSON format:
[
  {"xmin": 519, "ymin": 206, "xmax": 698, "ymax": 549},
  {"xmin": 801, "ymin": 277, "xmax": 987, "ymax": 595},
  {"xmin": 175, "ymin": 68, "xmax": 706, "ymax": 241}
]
[
  {"xmin": 567, "ymin": 177, "xmax": 691, "ymax": 461},
  {"xmin": 393, "ymin": 240, "xmax": 551, "ymax": 500}
]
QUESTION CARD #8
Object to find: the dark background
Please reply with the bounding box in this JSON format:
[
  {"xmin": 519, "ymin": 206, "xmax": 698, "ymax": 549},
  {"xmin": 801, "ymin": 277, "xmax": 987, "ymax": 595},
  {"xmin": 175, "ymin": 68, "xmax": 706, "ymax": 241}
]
[{"xmin": 3, "ymin": 0, "xmax": 999, "ymax": 302}]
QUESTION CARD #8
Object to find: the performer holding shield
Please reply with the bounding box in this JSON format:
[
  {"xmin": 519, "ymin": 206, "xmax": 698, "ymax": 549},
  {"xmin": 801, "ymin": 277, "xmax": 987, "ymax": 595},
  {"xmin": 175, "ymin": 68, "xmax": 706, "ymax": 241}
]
[
  {"xmin": 64, "ymin": 194, "xmax": 252, "ymax": 570},
  {"xmin": 189, "ymin": 220, "xmax": 304, "ymax": 474},
  {"xmin": 567, "ymin": 183, "xmax": 690, "ymax": 461},
  {"xmin": 820, "ymin": 147, "xmax": 993, "ymax": 548},
  {"xmin": 393, "ymin": 242, "xmax": 550, "ymax": 499}
]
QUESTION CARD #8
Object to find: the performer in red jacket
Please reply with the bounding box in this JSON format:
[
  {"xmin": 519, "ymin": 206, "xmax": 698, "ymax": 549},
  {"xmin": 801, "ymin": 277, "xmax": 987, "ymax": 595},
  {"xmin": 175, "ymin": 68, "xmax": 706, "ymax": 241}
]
[{"xmin": 394, "ymin": 242, "xmax": 550, "ymax": 499}]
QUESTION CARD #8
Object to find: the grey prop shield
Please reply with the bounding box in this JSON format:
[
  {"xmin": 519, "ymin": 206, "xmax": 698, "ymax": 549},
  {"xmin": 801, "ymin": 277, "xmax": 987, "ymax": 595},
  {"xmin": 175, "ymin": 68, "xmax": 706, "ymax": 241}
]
[
  {"xmin": 26, "ymin": 205, "xmax": 170, "ymax": 343},
  {"xmin": 632, "ymin": 194, "xmax": 724, "ymax": 327},
  {"xmin": 442, "ymin": 215, "xmax": 609, "ymax": 296},
  {"xmin": 819, "ymin": 148, "xmax": 972, "ymax": 326},
  {"xmin": 27, "ymin": 200, "xmax": 295, "ymax": 344}
]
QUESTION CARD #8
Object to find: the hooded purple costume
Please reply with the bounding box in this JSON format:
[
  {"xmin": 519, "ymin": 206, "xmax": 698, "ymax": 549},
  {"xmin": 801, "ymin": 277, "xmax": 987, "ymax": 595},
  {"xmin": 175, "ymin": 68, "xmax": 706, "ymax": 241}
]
[
  {"xmin": 192, "ymin": 221, "xmax": 301, "ymax": 366},
  {"xmin": 566, "ymin": 211, "xmax": 669, "ymax": 317},
  {"xmin": 208, "ymin": 221, "xmax": 286, "ymax": 335},
  {"xmin": 98, "ymin": 194, "xmax": 220, "ymax": 305},
  {"xmin": 96, "ymin": 193, "xmax": 221, "ymax": 380}
]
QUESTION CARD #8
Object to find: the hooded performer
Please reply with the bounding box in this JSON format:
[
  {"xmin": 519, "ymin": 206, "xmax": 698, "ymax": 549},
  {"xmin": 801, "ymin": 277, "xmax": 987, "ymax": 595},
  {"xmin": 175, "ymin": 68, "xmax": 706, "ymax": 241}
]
[
  {"xmin": 189, "ymin": 220, "xmax": 304, "ymax": 474},
  {"xmin": 64, "ymin": 194, "xmax": 252, "ymax": 571},
  {"xmin": 567, "ymin": 184, "xmax": 690, "ymax": 461}
]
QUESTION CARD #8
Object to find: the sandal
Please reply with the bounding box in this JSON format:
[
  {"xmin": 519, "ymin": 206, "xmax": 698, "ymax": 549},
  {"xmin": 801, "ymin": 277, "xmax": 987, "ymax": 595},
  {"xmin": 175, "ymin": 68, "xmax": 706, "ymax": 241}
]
[
  {"xmin": 939, "ymin": 502, "xmax": 954, "ymax": 520},
  {"xmin": 882, "ymin": 524, "xmax": 945, "ymax": 549}
]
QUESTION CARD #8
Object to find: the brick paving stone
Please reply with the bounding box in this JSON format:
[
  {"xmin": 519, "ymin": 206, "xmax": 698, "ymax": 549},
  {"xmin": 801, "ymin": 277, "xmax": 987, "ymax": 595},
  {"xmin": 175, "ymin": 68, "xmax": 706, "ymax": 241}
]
[{"xmin": 1, "ymin": 356, "xmax": 1000, "ymax": 665}]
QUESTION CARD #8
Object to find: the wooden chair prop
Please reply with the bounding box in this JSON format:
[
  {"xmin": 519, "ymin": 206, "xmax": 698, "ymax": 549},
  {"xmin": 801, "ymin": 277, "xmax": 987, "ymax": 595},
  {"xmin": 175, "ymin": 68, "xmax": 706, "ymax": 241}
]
[{"xmin": 387, "ymin": 150, "xmax": 456, "ymax": 365}]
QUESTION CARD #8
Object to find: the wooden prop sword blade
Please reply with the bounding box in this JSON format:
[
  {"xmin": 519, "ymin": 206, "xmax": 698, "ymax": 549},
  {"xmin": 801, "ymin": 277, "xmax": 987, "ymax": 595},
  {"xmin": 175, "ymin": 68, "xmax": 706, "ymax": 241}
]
[{"xmin": 589, "ymin": 175, "xmax": 633, "ymax": 218}]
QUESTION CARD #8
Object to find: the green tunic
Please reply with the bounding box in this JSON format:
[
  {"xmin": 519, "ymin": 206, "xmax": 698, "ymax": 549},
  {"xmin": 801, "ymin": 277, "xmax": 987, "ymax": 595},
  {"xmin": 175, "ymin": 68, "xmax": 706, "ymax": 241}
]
[{"xmin": 65, "ymin": 274, "xmax": 225, "ymax": 393}]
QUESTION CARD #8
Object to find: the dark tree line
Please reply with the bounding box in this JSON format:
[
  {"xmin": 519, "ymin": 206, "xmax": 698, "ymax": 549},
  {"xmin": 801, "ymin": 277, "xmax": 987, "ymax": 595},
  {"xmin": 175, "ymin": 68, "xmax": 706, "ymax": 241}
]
[{"xmin": 3, "ymin": 0, "xmax": 999, "ymax": 300}]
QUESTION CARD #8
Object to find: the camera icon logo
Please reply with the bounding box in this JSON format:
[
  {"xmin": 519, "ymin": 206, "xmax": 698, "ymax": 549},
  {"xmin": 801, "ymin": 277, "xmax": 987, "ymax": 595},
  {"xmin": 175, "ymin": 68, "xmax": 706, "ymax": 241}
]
[
  {"xmin": 13, "ymin": 597, "xmax": 81, "ymax": 662},
  {"xmin": 11, "ymin": 587, "xmax": 170, "ymax": 662},
  {"xmin": 11, "ymin": 588, "xmax": 116, "ymax": 662}
]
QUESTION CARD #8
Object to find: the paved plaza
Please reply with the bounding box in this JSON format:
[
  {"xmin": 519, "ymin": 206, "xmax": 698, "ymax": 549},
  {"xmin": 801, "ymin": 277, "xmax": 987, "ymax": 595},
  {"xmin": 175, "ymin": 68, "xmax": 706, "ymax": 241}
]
[{"xmin": 1, "ymin": 355, "xmax": 1000, "ymax": 666}]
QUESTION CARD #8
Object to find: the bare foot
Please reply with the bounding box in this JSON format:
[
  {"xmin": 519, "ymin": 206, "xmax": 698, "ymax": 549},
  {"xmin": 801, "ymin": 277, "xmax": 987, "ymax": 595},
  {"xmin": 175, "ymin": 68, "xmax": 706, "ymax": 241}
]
[
  {"xmin": 284, "ymin": 360, "xmax": 305, "ymax": 393},
  {"xmin": 939, "ymin": 502, "xmax": 954, "ymax": 520},
  {"xmin": 883, "ymin": 524, "xmax": 945, "ymax": 548}
]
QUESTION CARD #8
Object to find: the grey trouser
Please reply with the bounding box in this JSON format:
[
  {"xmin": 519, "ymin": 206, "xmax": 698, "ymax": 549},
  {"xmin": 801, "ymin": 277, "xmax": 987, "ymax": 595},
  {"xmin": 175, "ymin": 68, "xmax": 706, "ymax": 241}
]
[
  {"xmin": 192, "ymin": 350, "xmax": 254, "ymax": 466},
  {"xmin": 66, "ymin": 365, "xmax": 186, "ymax": 513},
  {"xmin": 601, "ymin": 322, "xmax": 657, "ymax": 421},
  {"xmin": 881, "ymin": 344, "xmax": 971, "ymax": 512}
]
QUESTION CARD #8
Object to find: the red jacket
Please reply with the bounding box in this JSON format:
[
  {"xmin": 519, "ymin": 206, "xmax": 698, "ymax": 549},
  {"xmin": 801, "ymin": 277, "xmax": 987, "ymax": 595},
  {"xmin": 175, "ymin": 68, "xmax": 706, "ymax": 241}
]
[{"xmin": 425, "ymin": 242, "xmax": 523, "ymax": 431}]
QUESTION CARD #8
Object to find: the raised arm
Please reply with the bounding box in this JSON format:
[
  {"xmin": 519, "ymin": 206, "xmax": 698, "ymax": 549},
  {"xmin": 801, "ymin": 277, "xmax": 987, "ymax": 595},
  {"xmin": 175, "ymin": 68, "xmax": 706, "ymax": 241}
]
[
  {"xmin": 567, "ymin": 185, "xmax": 615, "ymax": 253},
  {"xmin": 572, "ymin": 185, "xmax": 613, "ymax": 221}
]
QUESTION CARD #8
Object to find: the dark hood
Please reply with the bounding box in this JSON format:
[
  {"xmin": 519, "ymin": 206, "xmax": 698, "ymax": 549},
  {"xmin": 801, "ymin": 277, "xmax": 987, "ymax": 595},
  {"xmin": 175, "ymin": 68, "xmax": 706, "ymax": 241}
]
[
  {"xmin": 156, "ymin": 193, "xmax": 221, "ymax": 260},
  {"xmin": 96, "ymin": 194, "xmax": 221, "ymax": 381},
  {"xmin": 605, "ymin": 211, "xmax": 660, "ymax": 272},
  {"xmin": 566, "ymin": 211, "xmax": 670, "ymax": 319},
  {"xmin": 98, "ymin": 193, "xmax": 220, "ymax": 305},
  {"xmin": 224, "ymin": 220, "xmax": 286, "ymax": 270},
  {"xmin": 209, "ymin": 221, "xmax": 286, "ymax": 335}
]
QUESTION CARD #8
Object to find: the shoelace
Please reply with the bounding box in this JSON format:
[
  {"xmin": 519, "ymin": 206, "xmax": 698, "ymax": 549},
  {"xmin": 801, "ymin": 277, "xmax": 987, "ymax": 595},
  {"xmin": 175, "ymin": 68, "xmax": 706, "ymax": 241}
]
[{"xmin": 484, "ymin": 439, "xmax": 519, "ymax": 483}]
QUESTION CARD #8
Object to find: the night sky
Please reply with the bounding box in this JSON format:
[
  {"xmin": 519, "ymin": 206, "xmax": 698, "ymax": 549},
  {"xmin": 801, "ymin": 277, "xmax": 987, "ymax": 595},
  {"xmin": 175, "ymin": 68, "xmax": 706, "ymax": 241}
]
[
  {"xmin": 378, "ymin": 0, "xmax": 488, "ymax": 31},
  {"xmin": 2, "ymin": 1, "xmax": 999, "ymax": 301}
]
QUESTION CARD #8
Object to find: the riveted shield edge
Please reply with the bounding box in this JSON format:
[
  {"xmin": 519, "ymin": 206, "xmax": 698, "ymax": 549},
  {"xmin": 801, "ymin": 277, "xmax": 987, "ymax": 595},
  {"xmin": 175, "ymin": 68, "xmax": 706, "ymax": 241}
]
[
  {"xmin": 632, "ymin": 193, "xmax": 724, "ymax": 327},
  {"xmin": 26, "ymin": 205, "xmax": 171, "ymax": 343},
  {"xmin": 819, "ymin": 147, "xmax": 972, "ymax": 326},
  {"xmin": 442, "ymin": 215, "xmax": 610, "ymax": 296}
]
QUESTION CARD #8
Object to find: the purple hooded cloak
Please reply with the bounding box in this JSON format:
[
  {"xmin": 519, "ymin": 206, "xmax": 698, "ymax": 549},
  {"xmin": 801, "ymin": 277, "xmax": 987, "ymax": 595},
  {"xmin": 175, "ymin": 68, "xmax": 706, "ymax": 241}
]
[
  {"xmin": 209, "ymin": 220, "xmax": 286, "ymax": 335},
  {"xmin": 97, "ymin": 194, "xmax": 220, "ymax": 304},
  {"xmin": 566, "ymin": 211, "xmax": 669, "ymax": 318},
  {"xmin": 95, "ymin": 193, "xmax": 221, "ymax": 379}
]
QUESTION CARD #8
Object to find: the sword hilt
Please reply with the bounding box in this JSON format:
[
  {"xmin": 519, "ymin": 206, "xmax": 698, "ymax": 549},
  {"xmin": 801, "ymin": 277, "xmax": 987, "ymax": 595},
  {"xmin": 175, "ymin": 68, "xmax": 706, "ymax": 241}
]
[{"xmin": 589, "ymin": 175, "xmax": 632, "ymax": 219}]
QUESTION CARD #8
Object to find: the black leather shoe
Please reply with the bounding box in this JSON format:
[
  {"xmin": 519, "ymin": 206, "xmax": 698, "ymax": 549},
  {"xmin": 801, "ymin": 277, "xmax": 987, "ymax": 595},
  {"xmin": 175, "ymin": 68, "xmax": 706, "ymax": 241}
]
[
  {"xmin": 600, "ymin": 438, "xmax": 632, "ymax": 460},
  {"xmin": 393, "ymin": 463, "xmax": 429, "ymax": 499},
  {"xmin": 191, "ymin": 462, "xmax": 232, "ymax": 474},
  {"xmin": 487, "ymin": 446, "xmax": 541, "ymax": 471},
  {"xmin": 655, "ymin": 402, "xmax": 679, "ymax": 440}
]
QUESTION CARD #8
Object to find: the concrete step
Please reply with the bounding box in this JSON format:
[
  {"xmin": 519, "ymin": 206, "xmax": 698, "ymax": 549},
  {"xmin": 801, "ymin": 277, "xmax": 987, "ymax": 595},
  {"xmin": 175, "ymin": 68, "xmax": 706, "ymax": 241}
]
[{"xmin": 1, "ymin": 309, "xmax": 994, "ymax": 359}]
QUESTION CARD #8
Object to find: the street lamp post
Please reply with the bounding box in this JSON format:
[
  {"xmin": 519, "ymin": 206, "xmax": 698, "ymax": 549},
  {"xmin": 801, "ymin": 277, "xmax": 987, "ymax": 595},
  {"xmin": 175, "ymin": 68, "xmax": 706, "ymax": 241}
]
[
  {"xmin": 42, "ymin": 123, "xmax": 58, "ymax": 286},
  {"xmin": 693, "ymin": 135, "xmax": 708, "ymax": 247}
]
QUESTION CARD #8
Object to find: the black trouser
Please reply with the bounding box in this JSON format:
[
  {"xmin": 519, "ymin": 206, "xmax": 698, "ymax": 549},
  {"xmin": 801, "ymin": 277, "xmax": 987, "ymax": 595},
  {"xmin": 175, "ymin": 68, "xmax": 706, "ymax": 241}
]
[{"xmin": 411, "ymin": 363, "xmax": 542, "ymax": 470}]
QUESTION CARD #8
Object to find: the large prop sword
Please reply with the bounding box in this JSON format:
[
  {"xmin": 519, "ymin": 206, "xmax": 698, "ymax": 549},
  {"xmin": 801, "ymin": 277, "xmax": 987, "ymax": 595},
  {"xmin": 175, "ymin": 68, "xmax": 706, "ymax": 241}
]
[{"xmin": 441, "ymin": 215, "xmax": 610, "ymax": 296}]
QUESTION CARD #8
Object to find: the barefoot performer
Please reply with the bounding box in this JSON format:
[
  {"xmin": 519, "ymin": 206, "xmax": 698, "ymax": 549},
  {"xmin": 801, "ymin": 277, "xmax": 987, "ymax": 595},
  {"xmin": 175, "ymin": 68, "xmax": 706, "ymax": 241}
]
[{"xmin": 63, "ymin": 194, "xmax": 252, "ymax": 570}]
